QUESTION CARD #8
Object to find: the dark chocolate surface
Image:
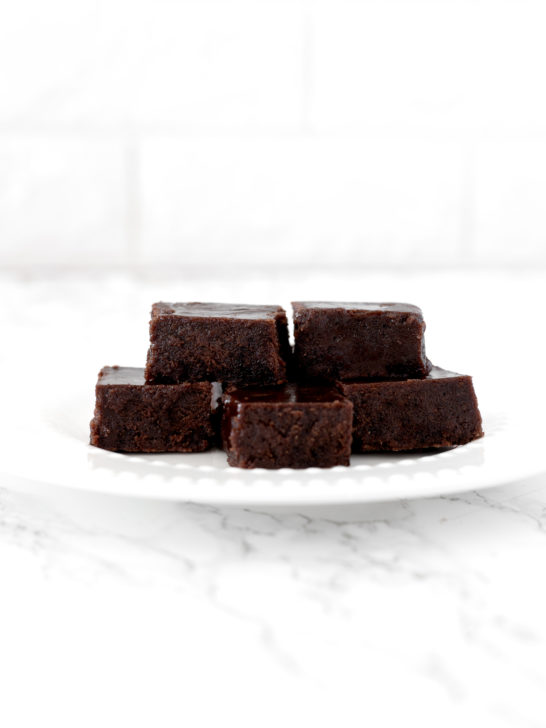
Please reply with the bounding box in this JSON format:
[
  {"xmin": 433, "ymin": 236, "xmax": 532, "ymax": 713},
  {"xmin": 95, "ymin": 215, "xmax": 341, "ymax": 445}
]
[
  {"xmin": 339, "ymin": 365, "xmax": 483, "ymax": 452},
  {"xmin": 90, "ymin": 366, "xmax": 216, "ymax": 453},
  {"xmin": 145, "ymin": 302, "xmax": 290, "ymax": 385},
  {"xmin": 222, "ymin": 384, "xmax": 353, "ymax": 469},
  {"xmin": 292, "ymin": 300, "xmax": 430, "ymax": 382}
]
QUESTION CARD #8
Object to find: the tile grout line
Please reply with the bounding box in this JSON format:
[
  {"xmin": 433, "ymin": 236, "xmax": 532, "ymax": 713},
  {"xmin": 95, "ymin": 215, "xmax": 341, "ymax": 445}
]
[
  {"xmin": 1, "ymin": 263, "xmax": 545, "ymax": 275},
  {"xmin": 1, "ymin": 125, "xmax": 546, "ymax": 142},
  {"xmin": 458, "ymin": 141, "xmax": 476, "ymax": 264},
  {"xmin": 301, "ymin": 0, "xmax": 315, "ymax": 136},
  {"xmin": 125, "ymin": 139, "xmax": 140, "ymax": 265}
]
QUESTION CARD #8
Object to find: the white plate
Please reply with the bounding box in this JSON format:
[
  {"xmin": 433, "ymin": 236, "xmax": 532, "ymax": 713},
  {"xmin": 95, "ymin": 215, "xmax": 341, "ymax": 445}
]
[
  {"xmin": 0, "ymin": 395, "xmax": 546, "ymax": 505},
  {"xmin": 1, "ymin": 391, "xmax": 543, "ymax": 504}
]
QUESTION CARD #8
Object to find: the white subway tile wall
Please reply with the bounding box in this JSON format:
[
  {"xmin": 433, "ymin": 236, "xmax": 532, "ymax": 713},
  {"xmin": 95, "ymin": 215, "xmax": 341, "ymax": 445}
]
[
  {"xmin": 312, "ymin": 0, "xmax": 546, "ymax": 134},
  {"xmin": 0, "ymin": 138, "xmax": 126, "ymax": 264},
  {"xmin": 0, "ymin": 0, "xmax": 545, "ymax": 268},
  {"xmin": 140, "ymin": 137, "xmax": 464, "ymax": 266},
  {"xmin": 473, "ymin": 139, "xmax": 546, "ymax": 263}
]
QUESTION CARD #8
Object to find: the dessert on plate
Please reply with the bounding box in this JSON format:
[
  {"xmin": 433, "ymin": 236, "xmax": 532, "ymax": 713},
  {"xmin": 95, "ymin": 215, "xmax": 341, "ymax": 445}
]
[{"xmin": 90, "ymin": 301, "xmax": 483, "ymax": 469}]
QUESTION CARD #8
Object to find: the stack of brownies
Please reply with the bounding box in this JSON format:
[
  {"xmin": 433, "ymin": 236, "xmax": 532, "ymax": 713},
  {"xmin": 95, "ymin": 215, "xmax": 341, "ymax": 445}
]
[{"xmin": 90, "ymin": 302, "xmax": 483, "ymax": 469}]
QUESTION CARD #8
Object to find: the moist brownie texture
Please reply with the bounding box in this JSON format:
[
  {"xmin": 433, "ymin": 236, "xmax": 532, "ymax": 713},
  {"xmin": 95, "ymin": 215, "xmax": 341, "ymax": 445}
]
[
  {"xmin": 339, "ymin": 366, "xmax": 483, "ymax": 452},
  {"xmin": 222, "ymin": 384, "xmax": 353, "ymax": 469},
  {"xmin": 145, "ymin": 302, "xmax": 290, "ymax": 385},
  {"xmin": 292, "ymin": 301, "xmax": 431, "ymax": 382},
  {"xmin": 90, "ymin": 366, "xmax": 216, "ymax": 452}
]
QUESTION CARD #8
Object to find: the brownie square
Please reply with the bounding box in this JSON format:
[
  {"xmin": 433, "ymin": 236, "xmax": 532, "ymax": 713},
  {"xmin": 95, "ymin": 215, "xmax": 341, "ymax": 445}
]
[
  {"xmin": 221, "ymin": 384, "xmax": 353, "ymax": 469},
  {"xmin": 338, "ymin": 366, "xmax": 483, "ymax": 452},
  {"xmin": 90, "ymin": 366, "xmax": 217, "ymax": 453},
  {"xmin": 145, "ymin": 302, "xmax": 290, "ymax": 385},
  {"xmin": 292, "ymin": 301, "xmax": 430, "ymax": 382}
]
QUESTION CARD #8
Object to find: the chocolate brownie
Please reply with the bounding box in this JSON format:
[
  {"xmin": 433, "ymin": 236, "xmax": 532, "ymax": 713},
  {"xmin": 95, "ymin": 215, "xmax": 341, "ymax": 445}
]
[
  {"xmin": 221, "ymin": 384, "xmax": 353, "ymax": 469},
  {"xmin": 145, "ymin": 302, "xmax": 290, "ymax": 385},
  {"xmin": 338, "ymin": 366, "xmax": 483, "ymax": 452},
  {"xmin": 90, "ymin": 366, "xmax": 218, "ymax": 452},
  {"xmin": 292, "ymin": 301, "xmax": 430, "ymax": 381}
]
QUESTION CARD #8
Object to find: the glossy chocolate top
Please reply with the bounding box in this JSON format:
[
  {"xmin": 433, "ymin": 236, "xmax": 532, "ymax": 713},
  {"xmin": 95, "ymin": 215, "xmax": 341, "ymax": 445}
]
[
  {"xmin": 292, "ymin": 301, "xmax": 423, "ymax": 316},
  {"xmin": 97, "ymin": 367, "xmax": 220, "ymax": 396},
  {"xmin": 97, "ymin": 366, "xmax": 146, "ymax": 386},
  {"xmin": 426, "ymin": 366, "xmax": 468, "ymax": 380},
  {"xmin": 225, "ymin": 384, "xmax": 346, "ymax": 404},
  {"xmin": 340, "ymin": 366, "xmax": 468, "ymax": 385},
  {"xmin": 152, "ymin": 302, "xmax": 285, "ymax": 320}
]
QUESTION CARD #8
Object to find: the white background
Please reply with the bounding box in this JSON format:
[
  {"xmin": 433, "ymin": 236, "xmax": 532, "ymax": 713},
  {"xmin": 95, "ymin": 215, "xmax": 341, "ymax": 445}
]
[
  {"xmin": 2, "ymin": 3, "xmax": 546, "ymax": 728},
  {"xmin": 1, "ymin": 0, "xmax": 546, "ymax": 271}
]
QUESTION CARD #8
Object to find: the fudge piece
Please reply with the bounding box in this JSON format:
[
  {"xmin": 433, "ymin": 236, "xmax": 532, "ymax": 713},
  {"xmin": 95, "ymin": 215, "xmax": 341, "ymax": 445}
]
[
  {"xmin": 221, "ymin": 384, "xmax": 353, "ymax": 469},
  {"xmin": 338, "ymin": 366, "xmax": 483, "ymax": 452},
  {"xmin": 90, "ymin": 366, "xmax": 217, "ymax": 453},
  {"xmin": 292, "ymin": 301, "xmax": 431, "ymax": 381},
  {"xmin": 145, "ymin": 302, "xmax": 290, "ymax": 385}
]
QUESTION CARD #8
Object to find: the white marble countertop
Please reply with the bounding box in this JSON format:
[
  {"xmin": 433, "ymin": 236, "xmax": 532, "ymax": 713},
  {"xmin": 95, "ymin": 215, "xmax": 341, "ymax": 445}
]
[{"xmin": 1, "ymin": 269, "xmax": 546, "ymax": 728}]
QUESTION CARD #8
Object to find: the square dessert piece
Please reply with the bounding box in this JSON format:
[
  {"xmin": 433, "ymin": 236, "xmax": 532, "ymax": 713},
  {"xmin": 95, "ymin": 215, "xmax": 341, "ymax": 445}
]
[
  {"xmin": 145, "ymin": 302, "xmax": 290, "ymax": 385},
  {"xmin": 90, "ymin": 366, "xmax": 218, "ymax": 453},
  {"xmin": 221, "ymin": 384, "xmax": 353, "ymax": 469},
  {"xmin": 338, "ymin": 366, "xmax": 483, "ymax": 452},
  {"xmin": 292, "ymin": 301, "xmax": 430, "ymax": 381}
]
